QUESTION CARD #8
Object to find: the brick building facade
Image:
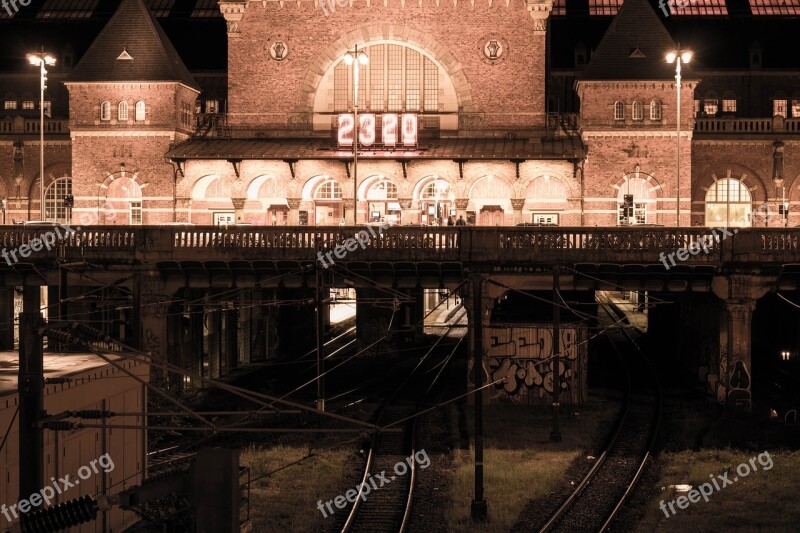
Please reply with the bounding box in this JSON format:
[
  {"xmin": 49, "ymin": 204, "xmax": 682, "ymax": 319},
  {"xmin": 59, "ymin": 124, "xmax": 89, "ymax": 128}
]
[{"xmin": 1, "ymin": 0, "xmax": 799, "ymax": 228}]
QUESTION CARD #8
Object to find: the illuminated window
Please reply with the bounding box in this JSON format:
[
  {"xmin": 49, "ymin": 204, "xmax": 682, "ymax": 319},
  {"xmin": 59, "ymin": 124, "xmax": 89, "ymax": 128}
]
[
  {"xmin": 694, "ymin": 99, "xmax": 700, "ymax": 117},
  {"xmin": 43, "ymin": 101, "xmax": 52, "ymax": 117},
  {"xmin": 792, "ymin": 96, "xmax": 800, "ymax": 118},
  {"xmin": 205, "ymin": 99, "xmax": 218, "ymax": 113},
  {"xmin": 181, "ymin": 102, "xmax": 192, "ymax": 127},
  {"xmin": 705, "ymin": 178, "xmax": 752, "ymax": 227},
  {"xmin": 315, "ymin": 180, "xmax": 343, "ymax": 200},
  {"xmin": 135, "ymin": 101, "xmax": 146, "ymax": 121},
  {"xmin": 722, "ymin": 92, "xmax": 737, "ymax": 113},
  {"xmin": 774, "ymin": 95, "xmax": 788, "ymax": 118},
  {"xmin": 367, "ymin": 180, "xmax": 398, "ymax": 199},
  {"xmin": 118, "ymin": 101, "xmax": 128, "ymax": 121},
  {"xmin": 614, "ymin": 101, "xmax": 625, "ymax": 121},
  {"xmin": 100, "ymin": 101, "xmax": 111, "ymax": 120},
  {"xmin": 589, "ymin": 0, "xmax": 624, "ymax": 15},
  {"xmin": 552, "ymin": 0, "xmax": 566, "ymax": 15},
  {"xmin": 22, "ymin": 101, "xmax": 34, "ymax": 110},
  {"xmin": 650, "ymin": 100, "xmax": 662, "ymax": 121},
  {"xmin": 334, "ymin": 44, "xmax": 439, "ymax": 113},
  {"xmin": 130, "ymin": 201, "xmax": 142, "ymax": 225},
  {"xmin": 704, "ymin": 92, "xmax": 719, "ymax": 115},
  {"xmin": 4, "ymin": 100, "xmax": 16, "ymax": 110},
  {"xmin": 44, "ymin": 177, "xmax": 72, "ymax": 223},
  {"xmin": 421, "ymin": 180, "xmax": 453, "ymax": 200},
  {"xmin": 749, "ymin": 0, "xmax": 800, "ymax": 15},
  {"xmin": 632, "ymin": 101, "xmax": 643, "ymax": 121},
  {"xmin": 667, "ymin": 0, "xmax": 727, "ymax": 14}
]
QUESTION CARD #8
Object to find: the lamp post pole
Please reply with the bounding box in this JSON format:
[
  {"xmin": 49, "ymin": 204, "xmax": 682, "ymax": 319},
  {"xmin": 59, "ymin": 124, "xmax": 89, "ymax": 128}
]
[
  {"xmin": 667, "ymin": 49, "xmax": 691, "ymax": 227},
  {"xmin": 675, "ymin": 57, "xmax": 682, "ymax": 227},
  {"xmin": 28, "ymin": 51, "xmax": 55, "ymax": 221},
  {"xmin": 352, "ymin": 45, "xmax": 362, "ymax": 225}
]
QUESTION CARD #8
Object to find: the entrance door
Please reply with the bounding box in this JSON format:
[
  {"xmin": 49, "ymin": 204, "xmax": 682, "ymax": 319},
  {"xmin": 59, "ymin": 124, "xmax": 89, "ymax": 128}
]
[
  {"xmin": 214, "ymin": 212, "xmax": 235, "ymax": 226},
  {"xmin": 479, "ymin": 206, "xmax": 505, "ymax": 226},
  {"xmin": 315, "ymin": 204, "xmax": 343, "ymax": 225},
  {"xmin": 267, "ymin": 207, "xmax": 288, "ymax": 226}
]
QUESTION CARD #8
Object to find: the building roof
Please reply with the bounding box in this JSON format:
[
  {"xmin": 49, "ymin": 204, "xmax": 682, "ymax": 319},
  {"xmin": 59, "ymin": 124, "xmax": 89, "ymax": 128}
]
[
  {"xmin": 165, "ymin": 137, "xmax": 586, "ymax": 161},
  {"xmin": 579, "ymin": 0, "xmax": 698, "ymax": 80},
  {"xmin": 66, "ymin": 0, "xmax": 200, "ymax": 90}
]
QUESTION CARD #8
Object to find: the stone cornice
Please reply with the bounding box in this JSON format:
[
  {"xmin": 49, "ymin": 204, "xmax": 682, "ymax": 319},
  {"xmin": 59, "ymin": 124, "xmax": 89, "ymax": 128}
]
[
  {"xmin": 219, "ymin": 1, "xmax": 248, "ymax": 37},
  {"xmin": 582, "ymin": 131, "xmax": 693, "ymax": 139}
]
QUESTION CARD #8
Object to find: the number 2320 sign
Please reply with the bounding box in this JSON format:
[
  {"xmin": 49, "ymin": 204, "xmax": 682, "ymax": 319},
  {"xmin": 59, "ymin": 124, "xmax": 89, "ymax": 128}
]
[{"xmin": 338, "ymin": 113, "xmax": 418, "ymax": 148}]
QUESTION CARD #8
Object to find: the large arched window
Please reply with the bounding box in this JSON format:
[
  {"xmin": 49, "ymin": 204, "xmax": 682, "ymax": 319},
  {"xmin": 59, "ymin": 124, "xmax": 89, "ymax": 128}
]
[
  {"xmin": 632, "ymin": 101, "xmax": 644, "ymax": 121},
  {"xmin": 366, "ymin": 180, "xmax": 398, "ymax": 200},
  {"xmin": 315, "ymin": 180, "xmax": 343, "ymax": 200},
  {"xmin": 332, "ymin": 44, "xmax": 440, "ymax": 113},
  {"xmin": 45, "ymin": 177, "xmax": 72, "ymax": 223},
  {"xmin": 705, "ymin": 178, "xmax": 752, "ymax": 227}
]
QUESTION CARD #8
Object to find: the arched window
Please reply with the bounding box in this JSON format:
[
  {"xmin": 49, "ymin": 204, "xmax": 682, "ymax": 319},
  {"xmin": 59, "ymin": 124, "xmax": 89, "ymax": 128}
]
[
  {"xmin": 135, "ymin": 101, "xmax": 146, "ymax": 121},
  {"xmin": 118, "ymin": 101, "xmax": 128, "ymax": 121},
  {"xmin": 614, "ymin": 101, "xmax": 625, "ymax": 121},
  {"xmin": 632, "ymin": 101, "xmax": 644, "ymax": 121},
  {"xmin": 315, "ymin": 180, "xmax": 343, "ymax": 200},
  {"xmin": 366, "ymin": 180, "xmax": 398, "ymax": 200},
  {"xmin": 705, "ymin": 178, "xmax": 752, "ymax": 227},
  {"xmin": 44, "ymin": 177, "xmax": 72, "ymax": 223},
  {"xmin": 421, "ymin": 179, "xmax": 453, "ymax": 200},
  {"xmin": 650, "ymin": 100, "xmax": 662, "ymax": 121},
  {"xmin": 333, "ymin": 43, "xmax": 440, "ymax": 113},
  {"xmin": 100, "ymin": 101, "xmax": 111, "ymax": 121}
]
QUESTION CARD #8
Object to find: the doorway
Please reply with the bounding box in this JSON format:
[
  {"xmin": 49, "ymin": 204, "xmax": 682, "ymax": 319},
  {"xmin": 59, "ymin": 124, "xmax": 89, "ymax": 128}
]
[{"xmin": 479, "ymin": 205, "xmax": 505, "ymax": 226}]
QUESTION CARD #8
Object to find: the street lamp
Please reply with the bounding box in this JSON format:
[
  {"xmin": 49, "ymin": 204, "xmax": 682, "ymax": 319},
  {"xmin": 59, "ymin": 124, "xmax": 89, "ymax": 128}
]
[
  {"xmin": 343, "ymin": 46, "xmax": 368, "ymax": 225},
  {"xmin": 666, "ymin": 49, "xmax": 692, "ymax": 227},
  {"xmin": 27, "ymin": 51, "xmax": 56, "ymax": 221}
]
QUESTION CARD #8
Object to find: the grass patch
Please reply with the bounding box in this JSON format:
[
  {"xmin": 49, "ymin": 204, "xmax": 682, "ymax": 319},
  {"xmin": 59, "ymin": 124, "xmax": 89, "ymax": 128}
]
[
  {"xmin": 444, "ymin": 399, "xmax": 619, "ymax": 532},
  {"xmin": 240, "ymin": 444, "xmax": 352, "ymax": 532},
  {"xmin": 636, "ymin": 449, "xmax": 800, "ymax": 532}
]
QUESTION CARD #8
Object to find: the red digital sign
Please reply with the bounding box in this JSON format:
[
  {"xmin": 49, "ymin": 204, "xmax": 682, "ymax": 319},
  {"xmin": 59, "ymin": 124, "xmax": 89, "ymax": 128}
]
[{"xmin": 338, "ymin": 113, "xmax": 417, "ymax": 148}]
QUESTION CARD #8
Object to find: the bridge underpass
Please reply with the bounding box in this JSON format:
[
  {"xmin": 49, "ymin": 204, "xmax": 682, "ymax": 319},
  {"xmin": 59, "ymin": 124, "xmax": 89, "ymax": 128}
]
[{"xmin": 1, "ymin": 225, "xmax": 799, "ymax": 413}]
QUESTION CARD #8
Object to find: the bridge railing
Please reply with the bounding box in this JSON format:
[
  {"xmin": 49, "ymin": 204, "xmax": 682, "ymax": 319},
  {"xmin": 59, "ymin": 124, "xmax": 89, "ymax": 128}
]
[{"xmin": 0, "ymin": 226, "xmax": 797, "ymax": 263}]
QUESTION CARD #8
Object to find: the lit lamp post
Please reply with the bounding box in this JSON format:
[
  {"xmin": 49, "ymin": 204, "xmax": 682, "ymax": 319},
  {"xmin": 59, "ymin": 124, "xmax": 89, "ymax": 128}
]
[
  {"xmin": 343, "ymin": 46, "xmax": 368, "ymax": 225},
  {"xmin": 27, "ymin": 51, "xmax": 56, "ymax": 221},
  {"xmin": 666, "ymin": 49, "xmax": 692, "ymax": 227}
]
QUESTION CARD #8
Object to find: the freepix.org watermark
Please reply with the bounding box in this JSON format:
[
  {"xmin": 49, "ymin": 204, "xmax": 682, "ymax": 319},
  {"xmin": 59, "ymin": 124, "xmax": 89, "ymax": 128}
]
[
  {"xmin": 1, "ymin": 453, "xmax": 115, "ymax": 523},
  {"xmin": 318, "ymin": 0, "xmax": 348, "ymax": 16},
  {"xmin": 1, "ymin": 0, "xmax": 32, "ymax": 18},
  {"xmin": 1, "ymin": 223, "xmax": 80, "ymax": 266},
  {"xmin": 316, "ymin": 449, "xmax": 430, "ymax": 518},
  {"xmin": 317, "ymin": 222, "xmax": 392, "ymax": 269},
  {"xmin": 659, "ymin": 451, "xmax": 773, "ymax": 518},
  {"xmin": 658, "ymin": 226, "xmax": 736, "ymax": 270}
]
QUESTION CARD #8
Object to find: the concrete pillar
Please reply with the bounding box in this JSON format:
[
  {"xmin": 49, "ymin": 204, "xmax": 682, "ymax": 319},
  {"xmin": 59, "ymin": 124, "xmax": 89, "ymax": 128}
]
[
  {"xmin": 139, "ymin": 272, "xmax": 169, "ymax": 385},
  {"xmin": 0, "ymin": 286, "xmax": 15, "ymax": 350},
  {"xmin": 719, "ymin": 300, "xmax": 756, "ymax": 413}
]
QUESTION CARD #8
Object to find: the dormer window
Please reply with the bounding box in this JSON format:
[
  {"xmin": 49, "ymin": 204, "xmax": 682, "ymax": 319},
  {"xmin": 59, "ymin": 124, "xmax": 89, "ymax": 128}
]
[
  {"xmin": 650, "ymin": 100, "xmax": 662, "ymax": 121},
  {"xmin": 632, "ymin": 101, "xmax": 644, "ymax": 121},
  {"xmin": 703, "ymin": 91, "xmax": 719, "ymax": 116},
  {"xmin": 100, "ymin": 101, "xmax": 111, "ymax": 121},
  {"xmin": 118, "ymin": 101, "xmax": 129, "ymax": 121},
  {"xmin": 614, "ymin": 101, "xmax": 625, "ymax": 121},
  {"xmin": 135, "ymin": 101, "xmax": 146, "ymax": 122}
]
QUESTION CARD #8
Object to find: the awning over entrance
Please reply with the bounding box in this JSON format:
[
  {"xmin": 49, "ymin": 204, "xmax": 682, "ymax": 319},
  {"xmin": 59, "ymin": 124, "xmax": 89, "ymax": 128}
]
[{"xmin": 165, "ymin": 137, "xmax": 585, "ymax": 161}]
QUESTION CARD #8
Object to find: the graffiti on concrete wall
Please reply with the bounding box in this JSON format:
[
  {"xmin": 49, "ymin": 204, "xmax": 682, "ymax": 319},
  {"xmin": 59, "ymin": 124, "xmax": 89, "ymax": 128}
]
[{"xmin": 485, "ymin": 325, "xmax": 587, "ymax": 404}]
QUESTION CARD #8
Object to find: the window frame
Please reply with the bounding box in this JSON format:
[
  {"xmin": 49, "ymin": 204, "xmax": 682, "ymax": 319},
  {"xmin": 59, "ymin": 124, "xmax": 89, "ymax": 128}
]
[
  {"xmin": 614, "ymin": 101, "xmax": 625, "ymax": 121},
  {"xmin": 135, "ymin": 101, "xmax": 146, "ymax": 122},
  {"xmin": 650, "ymin": 100, "xmax": 662, "ymax": 121},
  {"xmin": 100, "ymin": 101, "xmax": 111, "ymax": 121},
  {"xmin": 118, "ymin": 101, "xmax": 128, "ymax": 121},
  {"xmin": 632, "ymin": 101, "xmax": 644, "ymax": 121},
  {"xmin": 130, "ymin": 200, "xmax": 143, "ymax": 225}
]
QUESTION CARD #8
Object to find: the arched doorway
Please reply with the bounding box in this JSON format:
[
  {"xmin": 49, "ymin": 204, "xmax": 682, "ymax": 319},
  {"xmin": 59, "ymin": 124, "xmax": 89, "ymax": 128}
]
[
  {"xmin": 365, "ymin": 178, "xmax": 400, "ymax": 223},
  {"xmin": 314, "ymin": 179, "xmax": 344, "ymax": 226},
  {"xmin": 705, "ymin": 178, "xmax": 752, "ymax": 227},
  {"xmin": 418, "ymin": 178, "xmax": 454, "ymax": 225},
  {"xmin": 617, "ymin": 174, "xmax": 658, "ymax": 225},
  {"xmin": 191, "ymin": 175, "xmax": 236, "ymax": 225},
  {"xmin": 469, "ymin": 176, "xmax": 512, "ymax": 226},
  {"xmin": 44, "ymin": 177, "xmax": 72, "ymax": 224},
  {"xmin": 248, "ymin": 175, "xmax": 289, "ymax": 225},
  {"xmin": 106, "ymin": 176, "xmax": 143, "ymax": 225},
  {"xmin": 525, "ymin": 176, "xmax": 568, "ymax": 225}
]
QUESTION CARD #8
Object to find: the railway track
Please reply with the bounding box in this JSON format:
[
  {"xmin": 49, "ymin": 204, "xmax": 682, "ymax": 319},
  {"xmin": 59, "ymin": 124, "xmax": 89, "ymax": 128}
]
[
  {"xmin": 337, "ymin": 337, "xmax": 457, "ymax": 533},
  {"xmin": 539, "ymin": 301, "xmax": 661, "ymax": 533}
]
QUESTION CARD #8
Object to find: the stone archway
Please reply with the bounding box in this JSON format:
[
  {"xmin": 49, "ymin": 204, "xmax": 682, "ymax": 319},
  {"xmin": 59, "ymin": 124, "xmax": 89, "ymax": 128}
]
[{"xmin": 296, "ymin": 24, "xmax": 476, "ymax": 114}]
